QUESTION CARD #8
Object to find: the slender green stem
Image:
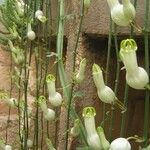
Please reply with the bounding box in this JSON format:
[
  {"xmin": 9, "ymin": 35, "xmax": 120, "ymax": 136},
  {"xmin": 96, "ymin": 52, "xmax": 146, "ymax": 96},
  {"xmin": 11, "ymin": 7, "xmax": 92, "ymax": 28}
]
[
  {"xmin": 56, "ymin": 0, "xmax": 64, "ymax": 59},
  {"xmin": 143, "ymin": 0, "xmax": 150, "ymax": 146},
  {"xmin": 17, "ymin": 68, "xmax": 24, "ymax": 150},
  {"xmin": 109, "ymin": 24, "xmax": 120, "ymax": 141},
  {"xmin": 104, "ymin": 17, "xmax": 112, "ymax": 129},
  {"xmin": 105, "ymin": 18, "xmax": 112, "ymax": 84},
  {"xmin": 120, "ymin": 84, "xmax": 129, "ymax": 136},
  {"xmin": 5, "ymin": 53, "xmax": 13, "ymax": 143}
]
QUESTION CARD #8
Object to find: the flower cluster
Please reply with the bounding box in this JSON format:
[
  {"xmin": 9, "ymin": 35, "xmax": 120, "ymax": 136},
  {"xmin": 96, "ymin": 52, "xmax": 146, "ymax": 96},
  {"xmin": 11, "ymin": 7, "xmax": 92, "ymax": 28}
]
[{"xmin": 107, "ymin": 0, "xmax": 136, "ymax": 26}]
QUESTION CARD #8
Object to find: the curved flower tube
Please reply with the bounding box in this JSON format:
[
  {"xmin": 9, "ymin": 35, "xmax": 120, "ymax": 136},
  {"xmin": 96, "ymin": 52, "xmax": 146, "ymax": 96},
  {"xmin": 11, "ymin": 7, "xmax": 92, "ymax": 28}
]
[
  {"xmin": 107, "ymin": 0, "xmax": 136, "ymax": 26},
  {"xmin": 92, "ymin": 64, "xmax": 126, "ymax": 111},
  {"xmin": 35, "ymin": 10, "xmax": 47, "ymax": 23},
  {"xmin": 110, "ymin": 138, "xmax": 131, "ymax": 150},
  {"xmin": 97, "ymin": 126, "xmax": 110, "ymax": 150},
  {"xmin": 70, "ymin": 119, "xmax": 80, "ymax": 137},
  {"xmin": 46, "ymin": 74, "xmax": 63, "ymax": 107},
  {"xmin": 82, "ymin": 107, "xmax": 102, "ymax": 150},
  {"xmin": 38, "ymin": 96, "xmax": 48, "ymax": 113},
  {"xmin": 120, "ymin": 39, "xmax": 149, "ymax": 89},
  {"xmin": 75, "ymin": 58, "xmax": 87, "ymax": 83},
  {"xmin": 27, "ymin": 23, "xmax": 36, "ymax": 41},
  {"xmin": 38, "ymin": 96, "xmax": 55, "ymax": 121}
]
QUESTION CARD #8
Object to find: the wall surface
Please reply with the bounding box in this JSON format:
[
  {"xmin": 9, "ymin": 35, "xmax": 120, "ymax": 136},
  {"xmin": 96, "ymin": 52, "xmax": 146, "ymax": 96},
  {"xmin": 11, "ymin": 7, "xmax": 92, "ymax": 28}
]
[{"xmin": 0, "ymin": 0, "xmax": 150, "ymax": 149}]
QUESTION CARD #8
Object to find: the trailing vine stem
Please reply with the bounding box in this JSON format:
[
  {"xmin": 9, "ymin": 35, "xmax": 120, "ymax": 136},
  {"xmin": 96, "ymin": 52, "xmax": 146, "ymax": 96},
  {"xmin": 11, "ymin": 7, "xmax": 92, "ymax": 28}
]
[
  {"xmin": 65, "ymin": 0, "xmax": 85, "ymax": 149},
  {"xmin": 56, "ymin": 0, "xmax": 88, "ymax": 149},
  {"xmin": 40, "ymin": 0, "xmax": 52, "ymax": 149}
]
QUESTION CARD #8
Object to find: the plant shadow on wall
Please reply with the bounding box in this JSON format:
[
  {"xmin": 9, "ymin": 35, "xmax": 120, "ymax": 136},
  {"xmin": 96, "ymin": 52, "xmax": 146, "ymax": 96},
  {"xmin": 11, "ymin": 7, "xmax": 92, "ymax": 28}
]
[{"xmin": 0, "ymin": 0, "xmax": 150, "ymax": 150}]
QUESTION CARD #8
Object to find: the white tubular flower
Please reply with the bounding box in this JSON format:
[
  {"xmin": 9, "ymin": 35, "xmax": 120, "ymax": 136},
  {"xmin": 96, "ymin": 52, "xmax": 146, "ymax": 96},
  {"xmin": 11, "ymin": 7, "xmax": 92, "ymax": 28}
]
[
  {"xmin": 107, "ymin": 0, "xmax": 136, "ymax": 26},
  {"xmin": 38, "ymin": 96, "xmax": 55, "ymax": 121},
  {"xmin": 97, "ymin": 126, "xmax": 110, "ymax": 150},
  {"xmin": 70, "ymin": 119, "xmax": 80, "ymax": 137},
  {"xmin": 46, "ymin": 74, "xmax": 63, "ymax": 107},
  {"xmin": 92, "ymin": 64, "xmax": 116, "ymax": 104},
  {"xmin": 92, "ymin": 64, "xmax": 126, "ymax": 111},
  {"xmin": 120, "ymin": 39, "xmax": 149, "ymax": 89},
  {"xmin": 6, "ymin": 98, "xmax": 18, "ymax": 107},
  {"xmin": 27, "ymin": 139, "xmax": 33, "ymax": 148},
  {"xmin": 43, "ymin": 108, "xmax": 55, "ymax": 121},
  {"xmin": 35, "ymin": 10, "xmax": 47, "ymax": 23},
  {"xmin": 75, "ymin": 58, "xmax": 87, "ymax": 83},
  {"xmin": 38, "ymin": 96, "xmax": 48, "ymax": 113},
  {"xmin": 27, "ymin": 23, "xmax": 36, "ymax": 41},
  {"xmin": 110, "ymin": 138, "xmax": 131, "ymax": 150},
  {"xmin": 82, "ymin": 107, "xmax": 102, "ymax": 150},
  {"xmin": 4, "ymin": 145, "xmax": 12, "ymax": 150}
]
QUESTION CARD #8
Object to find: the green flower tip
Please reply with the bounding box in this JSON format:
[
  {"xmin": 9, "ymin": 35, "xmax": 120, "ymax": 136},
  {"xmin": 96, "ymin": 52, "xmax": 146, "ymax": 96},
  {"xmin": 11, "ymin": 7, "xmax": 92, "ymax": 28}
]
[
  {"xmin": 120, "ymin": 38, "xmax": 137, "ymax": 53},
  {"xmin": 84, "ymin": 0, "xmax": 91, "ymax": 8},
  {"xmin": 0, "ymin": 91, "xmax": 8, "ymax": 100},
  {"xmin": 38, "ymin": 95, "xmax": 46, "ymax": 104},
  {"xmin": 97, "ymin": 126, "xmax": 104, "ymax": 133},
  {"xmin": 82, "ymin": 107, "xmax": 96, "ymax": 118},
  {"xmin": 39, "ymin": 16, "xmax": 47, "ymax": 23},
  {"xmin": 46, "ymin": 74, "xmax": 56, "ymax": 82},
  {"xmin": 92, "ymin": 64, "xmax": 102, "ymax": 73}
]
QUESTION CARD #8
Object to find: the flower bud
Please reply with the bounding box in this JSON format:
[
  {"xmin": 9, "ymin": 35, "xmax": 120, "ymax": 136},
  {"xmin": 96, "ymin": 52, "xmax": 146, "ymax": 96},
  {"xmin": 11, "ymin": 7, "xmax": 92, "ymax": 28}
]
[
  {"xmin": 27, "ymin": 23, "xmax": 36, "ymax": 40},
  {"xmin": 97, "ymin": 126, "xmax": 110, "ymax": 150},
  {"xmin": 75, "ymin": 58, "xmax": 87, "ymax": 84},
  {"xmin": 70, "ymin": 119, "xmax": 80, "ymax": 137}
]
